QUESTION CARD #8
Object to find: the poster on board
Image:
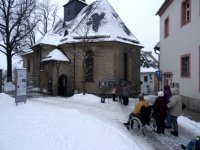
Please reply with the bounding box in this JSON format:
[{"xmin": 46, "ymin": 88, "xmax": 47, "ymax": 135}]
[{"xmin": 15, "ymin": 68, "xmax": 27, "ymax": 105}]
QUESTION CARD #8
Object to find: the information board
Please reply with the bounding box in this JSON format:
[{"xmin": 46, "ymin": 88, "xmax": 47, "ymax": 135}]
[{"xmin": 15, "ymin": 69, "xmax": 27, "ymax": 105}]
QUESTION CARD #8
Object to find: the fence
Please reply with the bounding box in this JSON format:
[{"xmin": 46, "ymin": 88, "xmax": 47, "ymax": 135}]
[{"xmin": 2, "ymin": 76, "xmax": 41, "ymax": 97}]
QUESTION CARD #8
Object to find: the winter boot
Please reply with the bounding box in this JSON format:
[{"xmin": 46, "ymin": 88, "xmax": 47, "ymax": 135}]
[
  {"xmin": 181, "ymin": 144, "xmax": 186, "ymax": 150},
  {"xmin": 123, "ymin": 122, "xmax": 129, "ymax": 126},
  {"xmin": 170, "ymin": 131, "xmax": 178, "ymax": 136}
]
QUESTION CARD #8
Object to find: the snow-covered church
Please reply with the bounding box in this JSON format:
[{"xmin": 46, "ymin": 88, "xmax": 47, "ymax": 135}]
[{"xmin": 22, "ymin": 0, "xmax": 143, "ymax": 96}]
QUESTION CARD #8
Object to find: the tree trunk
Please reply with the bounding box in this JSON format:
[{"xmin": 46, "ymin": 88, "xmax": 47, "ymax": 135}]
[{"xmin": 6, "ymin": 52, "xmax": 12, "ymax": 82}]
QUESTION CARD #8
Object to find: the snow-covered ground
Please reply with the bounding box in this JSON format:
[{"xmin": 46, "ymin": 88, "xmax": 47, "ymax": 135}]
[{"xmin": 0, "ymin": 93, "xmax": 200, "ymax": 150}]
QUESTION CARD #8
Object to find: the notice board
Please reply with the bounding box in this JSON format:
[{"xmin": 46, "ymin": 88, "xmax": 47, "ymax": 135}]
[{"xmin": 15, "ymin": 69, "xmax": 27, "ymax": 105}]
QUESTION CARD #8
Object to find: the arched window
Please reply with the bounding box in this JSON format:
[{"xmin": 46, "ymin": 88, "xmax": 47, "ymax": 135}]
[{"xmin": 84, "ymin": 51, "xmax": 93, "ymax": 82}]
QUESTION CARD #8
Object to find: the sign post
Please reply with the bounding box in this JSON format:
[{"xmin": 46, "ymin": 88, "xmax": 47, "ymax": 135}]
[
  {"xmin": 15, "ymin": 69, "xmax": 27, "ymax": 105},
  {"xmin": 155, "ymin": 70, "xmax": 162, "ymax": 91},
  {"xmin": 0, "ymin": 69, "xmax": 2, "ymax": 92}
]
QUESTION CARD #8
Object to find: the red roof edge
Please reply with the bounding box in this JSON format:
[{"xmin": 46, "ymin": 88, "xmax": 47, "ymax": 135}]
[{"xmin": 156, "ymin": 0, "xmax": 174, "ymax": 16}]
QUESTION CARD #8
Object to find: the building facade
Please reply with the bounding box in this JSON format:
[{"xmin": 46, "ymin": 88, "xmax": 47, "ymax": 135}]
[
  {"xmin": 157, "ymin": 0, "xmax": 200, "ymax": 111},
  {"xmin": 22, "ymin": 0, "xmax": 143, "ymax": 97}
]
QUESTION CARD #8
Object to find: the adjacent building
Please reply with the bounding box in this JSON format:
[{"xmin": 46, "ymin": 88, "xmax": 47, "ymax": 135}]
[
  {"xmin": 140, "ymin": 51, "xmax": 158, "ymax": 95},
  {"xmin": 156, "ymin": 0, "xmax": 200, "ymax": 111}
]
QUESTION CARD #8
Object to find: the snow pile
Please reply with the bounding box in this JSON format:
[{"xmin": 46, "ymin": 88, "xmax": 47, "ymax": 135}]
[{"xmin": 3, "ymin": 82, "xmax": 15, "ymax": 92}]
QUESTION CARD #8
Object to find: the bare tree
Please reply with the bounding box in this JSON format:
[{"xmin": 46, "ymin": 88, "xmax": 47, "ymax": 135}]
[
  {"xmin": 0, "ymin": 0, "xmax": 37, "ymax": 81},
  {"xmin": 24, "ymin": 0, "xmax": 59, "ymax": 49},
  {"xmin": 75, "ymin": 25, "xmax": 91, "ymax": 95},
  {"xmin": 36, "ymin": 0, "xmax": 58, "ymax": 36}
]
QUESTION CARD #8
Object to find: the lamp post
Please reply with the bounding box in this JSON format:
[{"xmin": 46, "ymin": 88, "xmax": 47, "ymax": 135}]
[{"xmin": 154, "ymin": 42, "xmax": 161, "ymax": 91}]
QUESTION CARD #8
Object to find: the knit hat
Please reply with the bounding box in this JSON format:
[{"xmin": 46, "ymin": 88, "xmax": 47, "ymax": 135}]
[
  {"xmin": 138, "ymin": 94, "xmax": 144, "ymax": 100},
  {"xmin": 164, "ymin": 85, "xmax": 170, "ymax": 91},
  {"xmin": 157, "ymin": 91, "xmax": 164, "ymax": 97}
]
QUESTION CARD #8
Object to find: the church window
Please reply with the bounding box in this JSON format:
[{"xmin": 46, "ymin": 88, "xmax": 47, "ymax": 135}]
[
  {"xmin": 64, "ymin": 30, "xmax": 68, "ymax": 36},
  {"xmin": 84, "ymin": 51, "xmax": 93, "ymax": 82},
  {"xmin": 68, "ymin": 10, "xmax": 70, "ymax": 15},
  {"xmin": 124, "ymin": 52, "xmax": 128, "ymax": 81}
]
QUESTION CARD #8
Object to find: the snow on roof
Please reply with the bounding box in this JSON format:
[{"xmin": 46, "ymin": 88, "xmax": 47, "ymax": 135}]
[
  {"xmin": 140, "ymin": 51, "xmax": 158, "ymax": 69},
  {"xmin": 35, "ymin": 0, "xmax": 143, "ymax": 47},
  {"xmin": 34, "ymin": 33, "xmax": 63, "ymax": 47},
  {"xmin": 60, "ymin": 0, "xmax": 142, "ymax": 46},
  {"xmin": 140, "ymin": 67, "xmax": 157, "ymax": 73},
  {"xmin": 21, "ymin": 49, "xmax": 34, "ymax": 56},
  {"xmin": 41, "ymin": 49, "xmax": 70, "ymax": 62}
]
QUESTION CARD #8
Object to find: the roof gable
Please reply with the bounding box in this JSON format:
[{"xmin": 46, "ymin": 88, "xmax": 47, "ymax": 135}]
[
  {"xmin": 35, "ymin": 0, "xmax": 142, "ymax": 47},
  {"xmin": 156, "ymin": 0, "xmax": 174, "ymax": 16}
]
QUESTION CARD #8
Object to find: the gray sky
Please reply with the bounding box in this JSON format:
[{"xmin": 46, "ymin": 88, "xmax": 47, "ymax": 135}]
[{"xmin": 57, "ymin": 0, "xmax": 164, "ymax": 54}]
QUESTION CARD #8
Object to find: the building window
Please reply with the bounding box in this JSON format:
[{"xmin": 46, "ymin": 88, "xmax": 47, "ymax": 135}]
[
  {"xmin": 144, "ymin": 76, "xmax": 148, "ymax": 82},
  {"xmin": 181, "ymin": 54, "xmax": 191, "ymax": 77},
  {"xmin": 27, "ymin": 59, "xmax": 30, "ymax": 72},
  {"xmin": 181, "ymin": 0, "xmax": 191, "ymax": 26},
  {"xmin": 84, "ymin": 51, "xmax": 93, "ymax": 82},
  {"xmin": 68, "ymin": 10, "xmax": 70, "ymax": 15},
  {"xmin": 164, "ymin": 17, "xmax": 169, "ymax": 38},
  {"xmin": 124, "ymin": 53, "xmax": 128, "ymax": 81}
]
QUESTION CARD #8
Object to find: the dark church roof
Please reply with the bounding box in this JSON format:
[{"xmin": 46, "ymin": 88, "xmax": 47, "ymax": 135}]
[{"xmin": 34, "ymin": 0, "xmax": 143, "ymax": 47}]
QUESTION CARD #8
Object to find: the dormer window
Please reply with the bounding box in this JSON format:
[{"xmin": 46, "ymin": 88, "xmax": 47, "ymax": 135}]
[
  {"xmin": 181, "ymin": 0, "xmax": 191, "ymax": 26},
  {"xmin": 64, "ymin": 30, "xmax": 68, "ymax": 36}
]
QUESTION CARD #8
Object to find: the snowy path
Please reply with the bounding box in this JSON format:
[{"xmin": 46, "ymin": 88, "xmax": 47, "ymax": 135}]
[
  {"xmin": 28, "ymin": 95, "xmax": 198, "ymax": 150},
  {"xmin": 1, "ymin": 93, "xmax": 199, "ymax": 150}
]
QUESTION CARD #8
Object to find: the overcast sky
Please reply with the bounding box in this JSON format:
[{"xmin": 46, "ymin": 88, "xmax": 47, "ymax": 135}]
[{"xmin": 57, "ymin": 0, "xmax": 165, "ymax": 54}]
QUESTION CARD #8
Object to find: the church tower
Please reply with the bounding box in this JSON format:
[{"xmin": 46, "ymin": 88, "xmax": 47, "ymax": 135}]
[{"xmin": 63, "ymin": 0, "xmax": 87, "ymax": 22}]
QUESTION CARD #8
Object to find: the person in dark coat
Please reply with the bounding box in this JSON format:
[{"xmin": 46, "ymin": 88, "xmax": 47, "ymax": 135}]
[
  {"xmin": 164, "ymin": 85, "xmax": 172, "ymax": 103},
  {"xmin": 121, "ymin": 85, "xmax": 130, "ymax": 105},
  {"xmin": 100, "ymin": 87, "xmax": 106, "ymax": 103},
  {"xmin": 153, "ymin": 91, "xmax": 167, "ymax": 134},
  {"xmin": 163, "ymin": 84, "xmax": 172, "ymax": 128}
]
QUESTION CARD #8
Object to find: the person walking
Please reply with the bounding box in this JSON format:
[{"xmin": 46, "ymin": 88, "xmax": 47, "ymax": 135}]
[
  {"xmin": 121, "ymin": 85, "xmax": 130, "ymax": 105},
  {"xmin": 164, "ymin": 84, "xmax": 172, "ymax": 129},
  {"xmin": 167, "ymin": 87, "xmax": 182, "ymax": 136},
  {"xmin": 100, "ymin": 87, "xmax": 106, "ymax": 103},
  {"xmin": 112, "ymin": 86, "xmax": 117, "ymax": 101},
  {"xmin": 153, "ymin": 91, "xmax": 167, "ymax": 134}
]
